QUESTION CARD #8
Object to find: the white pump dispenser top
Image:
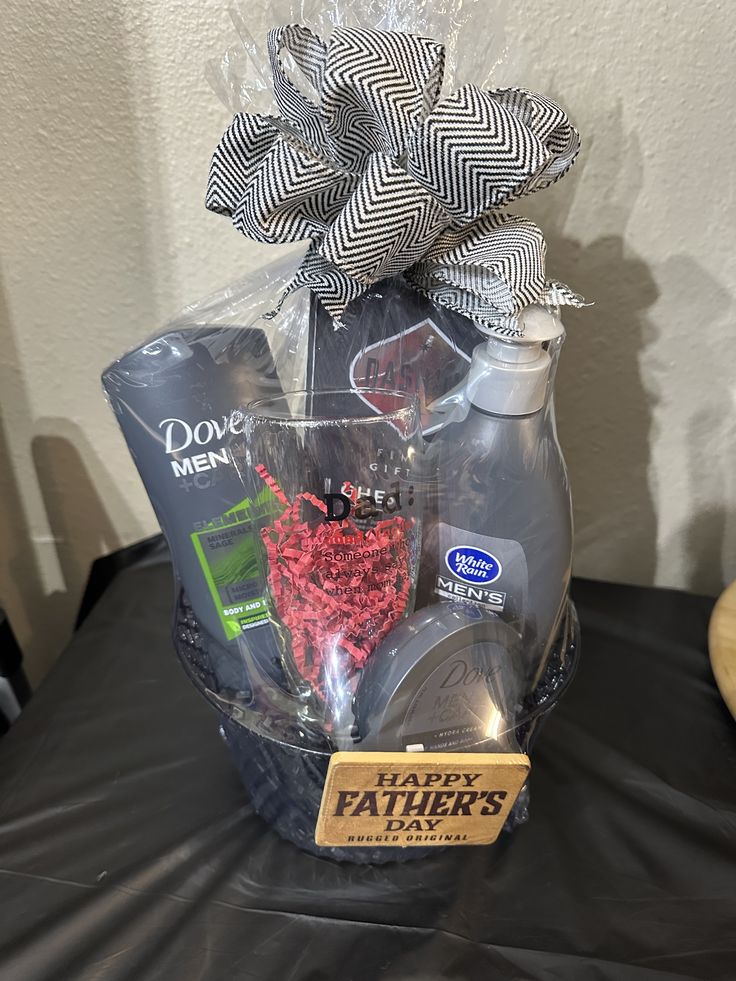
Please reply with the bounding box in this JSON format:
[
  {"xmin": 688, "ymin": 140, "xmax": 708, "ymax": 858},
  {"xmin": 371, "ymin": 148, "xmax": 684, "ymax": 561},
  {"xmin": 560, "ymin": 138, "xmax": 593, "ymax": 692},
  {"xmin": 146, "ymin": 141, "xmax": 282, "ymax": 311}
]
[{"xmin": 466, "ymin": 305, "xmax": 565, "ymax": 416}]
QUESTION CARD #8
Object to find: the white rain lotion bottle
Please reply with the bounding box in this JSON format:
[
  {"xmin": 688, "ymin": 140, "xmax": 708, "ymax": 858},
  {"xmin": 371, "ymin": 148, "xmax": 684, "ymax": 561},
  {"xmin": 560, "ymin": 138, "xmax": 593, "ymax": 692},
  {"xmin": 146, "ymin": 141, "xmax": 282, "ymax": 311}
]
[{"xmin": 421, "ymin": 305, "xmax": 573, "ymax": 687}]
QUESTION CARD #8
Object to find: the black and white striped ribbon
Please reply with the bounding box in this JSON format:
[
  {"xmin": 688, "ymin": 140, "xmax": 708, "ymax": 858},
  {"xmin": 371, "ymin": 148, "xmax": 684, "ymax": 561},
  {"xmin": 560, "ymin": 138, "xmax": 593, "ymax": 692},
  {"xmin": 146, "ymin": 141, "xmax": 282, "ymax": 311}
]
[{"xmin": 207, "ymin": 24, "xmax": 585, "ymax": 335}]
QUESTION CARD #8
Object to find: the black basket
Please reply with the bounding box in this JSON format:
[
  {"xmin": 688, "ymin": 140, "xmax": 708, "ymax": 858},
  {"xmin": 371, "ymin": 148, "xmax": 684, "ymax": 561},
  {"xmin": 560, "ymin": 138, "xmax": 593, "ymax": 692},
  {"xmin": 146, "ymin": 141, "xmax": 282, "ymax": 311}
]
[{"xmin": 175, "ymin": 591, "xmax": 580, "ymax": 863}]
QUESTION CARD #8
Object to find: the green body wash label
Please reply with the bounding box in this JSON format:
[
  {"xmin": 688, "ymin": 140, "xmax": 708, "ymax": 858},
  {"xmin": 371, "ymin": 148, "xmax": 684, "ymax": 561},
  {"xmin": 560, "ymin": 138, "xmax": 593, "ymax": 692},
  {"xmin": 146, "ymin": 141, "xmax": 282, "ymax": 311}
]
[{"xmin": 191, "ymin": 492, "xmax": 276, "ymax": 640}]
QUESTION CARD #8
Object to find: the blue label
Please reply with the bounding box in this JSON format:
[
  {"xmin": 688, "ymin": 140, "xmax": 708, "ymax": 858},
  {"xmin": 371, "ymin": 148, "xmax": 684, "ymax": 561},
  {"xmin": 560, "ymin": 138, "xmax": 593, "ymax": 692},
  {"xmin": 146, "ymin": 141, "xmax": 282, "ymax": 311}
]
[{"xmin": 445, "ymin": 546, "xmax": 502, "ymax": 585}]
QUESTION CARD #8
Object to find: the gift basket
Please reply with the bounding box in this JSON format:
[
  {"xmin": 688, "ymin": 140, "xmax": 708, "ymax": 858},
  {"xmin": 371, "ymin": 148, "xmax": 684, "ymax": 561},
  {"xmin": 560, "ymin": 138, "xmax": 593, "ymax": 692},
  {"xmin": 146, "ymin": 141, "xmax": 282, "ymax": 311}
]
[{"xmin": 103, "ymin": 0, "xmax": 586, "ymax": 863}]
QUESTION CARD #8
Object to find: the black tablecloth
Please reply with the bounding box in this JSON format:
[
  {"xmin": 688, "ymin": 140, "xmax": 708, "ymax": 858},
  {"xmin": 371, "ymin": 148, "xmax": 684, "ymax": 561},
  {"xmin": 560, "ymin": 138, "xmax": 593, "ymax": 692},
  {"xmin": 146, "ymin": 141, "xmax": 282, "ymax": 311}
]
[{"xmin": 1, "ymin": 547, "xmax": 735, "ymax": 981}]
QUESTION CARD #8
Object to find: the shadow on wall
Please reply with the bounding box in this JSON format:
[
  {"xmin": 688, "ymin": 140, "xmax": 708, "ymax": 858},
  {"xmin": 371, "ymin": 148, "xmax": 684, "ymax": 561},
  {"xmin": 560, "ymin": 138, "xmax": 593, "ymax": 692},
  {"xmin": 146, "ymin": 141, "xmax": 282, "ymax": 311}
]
[
  {"xmin": 526, "ymin": 102, "xmax": 661, "ymax": 587},
  {"xmin": 0, "ymin": 0, "xmax": 159, "ymax": 682},
  {"xmin": 0, "ymin": 278, "xmax": 142, "ymax": 684},
  {"xmin": 684, "ymin": 409, "xmax": 729, "ymax": 595},
  {"xmin": 552, "ymin": 235, "xmax": 660, "ymax": 586},
  {"xmin": 655, "ymin": 254, "xmax": 735, "ymax": 596},
  {"xmin": 0, "ymin": 279, "xmax": 50, "ymax": 683},
  {"xmin": 535, "ymin": 99, "xmax": 735, "ymax": 595},
  {"xmin": 32, "ymin": 420, "xmax": 143, "ymax": 613},
  {"xmin": 0, "ymin": 415, "xmax": 138, "ymax": 684},
  {"xmin": 0, "ymin": 298, "xmax": 141, "ymax": 681}
]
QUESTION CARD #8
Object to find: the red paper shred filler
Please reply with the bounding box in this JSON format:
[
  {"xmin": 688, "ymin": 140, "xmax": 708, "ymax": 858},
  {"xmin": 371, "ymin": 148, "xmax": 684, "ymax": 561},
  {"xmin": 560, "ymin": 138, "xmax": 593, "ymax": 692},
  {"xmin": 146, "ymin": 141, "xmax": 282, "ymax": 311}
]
[{"xmin": 255, "ymin": 465, "xmax": 412, "ymax": 697}]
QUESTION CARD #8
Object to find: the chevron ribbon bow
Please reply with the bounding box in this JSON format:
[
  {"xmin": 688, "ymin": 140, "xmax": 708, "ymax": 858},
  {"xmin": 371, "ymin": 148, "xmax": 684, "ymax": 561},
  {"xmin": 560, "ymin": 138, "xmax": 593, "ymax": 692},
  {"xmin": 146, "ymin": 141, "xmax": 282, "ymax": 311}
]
[{"xmin": 207, "ymin": 24, "xmax": 584, "ymax": 335}]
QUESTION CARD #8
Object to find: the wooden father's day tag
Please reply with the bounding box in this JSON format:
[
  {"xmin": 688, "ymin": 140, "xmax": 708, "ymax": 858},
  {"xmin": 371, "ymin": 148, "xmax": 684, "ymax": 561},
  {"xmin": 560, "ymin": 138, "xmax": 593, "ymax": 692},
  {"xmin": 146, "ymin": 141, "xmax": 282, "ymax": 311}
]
[{"xmin": 315, "ymin": 752, "xmax": 530, "ymax": 848}]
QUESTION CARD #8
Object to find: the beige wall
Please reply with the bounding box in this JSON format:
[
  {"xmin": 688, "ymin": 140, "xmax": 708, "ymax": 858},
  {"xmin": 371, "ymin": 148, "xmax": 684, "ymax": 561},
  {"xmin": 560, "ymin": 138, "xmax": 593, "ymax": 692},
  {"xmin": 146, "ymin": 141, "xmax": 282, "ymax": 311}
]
[{"xmin": 1, "ymin": 1, "xmax": 735, "ymax": 683}]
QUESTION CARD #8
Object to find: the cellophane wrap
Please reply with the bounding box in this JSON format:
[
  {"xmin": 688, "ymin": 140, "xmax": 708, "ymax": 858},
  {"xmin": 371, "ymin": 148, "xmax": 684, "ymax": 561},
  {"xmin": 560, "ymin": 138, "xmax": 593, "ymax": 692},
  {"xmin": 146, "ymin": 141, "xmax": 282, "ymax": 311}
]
[{"xmin": 102, "ymin": 0, "xmax": 583, "ymax": 862}]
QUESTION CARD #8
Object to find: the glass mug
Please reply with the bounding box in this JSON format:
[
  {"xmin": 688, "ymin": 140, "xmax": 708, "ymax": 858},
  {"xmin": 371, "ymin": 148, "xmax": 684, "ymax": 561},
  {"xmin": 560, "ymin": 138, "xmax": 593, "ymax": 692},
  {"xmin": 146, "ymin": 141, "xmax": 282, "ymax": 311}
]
[{"xmin": 232, "ymin": 389, "xmax": 423, "ymax": 744}]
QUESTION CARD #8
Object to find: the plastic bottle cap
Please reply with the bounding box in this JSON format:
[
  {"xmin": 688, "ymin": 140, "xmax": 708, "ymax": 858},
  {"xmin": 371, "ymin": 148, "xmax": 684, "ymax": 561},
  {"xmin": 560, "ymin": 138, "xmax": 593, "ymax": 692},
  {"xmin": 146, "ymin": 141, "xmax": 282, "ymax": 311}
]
[{"xmin": 467, "ymin": 306, "xmax": 564, "ymax": 416}]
